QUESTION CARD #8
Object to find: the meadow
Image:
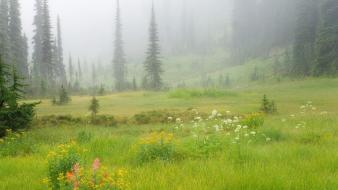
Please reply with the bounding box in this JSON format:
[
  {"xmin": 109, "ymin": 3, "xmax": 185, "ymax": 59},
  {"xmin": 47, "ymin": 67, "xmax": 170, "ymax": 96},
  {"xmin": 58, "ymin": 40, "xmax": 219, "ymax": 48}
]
[{"xmin": 1, "ymin": 78, "xmax": 338, "ymax": 190}]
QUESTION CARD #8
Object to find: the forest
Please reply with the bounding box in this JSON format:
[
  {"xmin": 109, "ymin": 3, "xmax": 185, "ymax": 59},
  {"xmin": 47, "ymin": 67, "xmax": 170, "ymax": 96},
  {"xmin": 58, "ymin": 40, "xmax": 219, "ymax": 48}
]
[{"xmin": 0, "ymin": 0, "xmax": 337, "ymax": 189}]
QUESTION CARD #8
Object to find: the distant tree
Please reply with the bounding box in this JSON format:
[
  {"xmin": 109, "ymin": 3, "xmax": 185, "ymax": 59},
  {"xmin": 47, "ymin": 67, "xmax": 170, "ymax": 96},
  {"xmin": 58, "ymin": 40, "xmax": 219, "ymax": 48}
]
[
  {"xmin": 225, "ymin": 74, "xmax": 231, "ymax": 87},
  {"xmin": 32, "ymin": 0, "xmax": 44, "ymax": 84},
  {"xmin": 56, "ymin": 16, "xmax": 67, "ymax": 85},
  {"xmin": 250, "ymin": 66, "xmax": 259, "ymax": 81},
  {"xmin": 8, "ymin": 0, "xmax": 28, "ymax": 77},
  {"xmin": 132, "ymin": 77, "xmax": 137, "ymax": 91},
  {"xmin": 58, "ymin": 85, "xmax": 70, "ymax": 105},
  {"xmin": 98, "ymin": 84, "xmax": 105, "ymax": 96},
  {"xmin": 113, "ymin": 0, "xmax": 126, "ymax": 92},
  {"xmin": 68, "ymin": 55, "xmax": 74, "ymax": 86},
  {"xmin": 260, "ymin": 94, "xmax": 277, "ymax": 114},
  {"xmin": 89, "ymin": 96, "xmax": 99, "ymax": 118},
  {"xmin": 40, "ymin": 0, "xmax": 54, "ymax": 85},
  {"xmin": 92, "ymin": 64, "xmax": 97, "ymax": 88},
  {"xmin": 292, "ymin": 0, "xmax": 319, "ymax": 76},
  {"xmin": 0, "ymin": 0, "xmax": 10, "ymax": 64},
  {"xmin": 143, "ymin": 4, "xmax": 163, "ymax": 90},
  {"xmin": 77, "ymin": 58, "xmax": 82, "ymax": 82},
  {"xmin": 315, "ymin": 0, "xmax": 338, "ymax": 75}
]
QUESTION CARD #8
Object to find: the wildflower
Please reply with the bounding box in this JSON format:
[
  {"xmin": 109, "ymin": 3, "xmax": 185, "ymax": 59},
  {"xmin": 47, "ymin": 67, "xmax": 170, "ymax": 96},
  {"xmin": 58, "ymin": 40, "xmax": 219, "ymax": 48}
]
[
  {"xmin": 226, "ymin": 111, "xmax": 231, "ymax": 114},
  {"xmin": 66, "ymin": 172, "xmax": 74, "ymax": 182},
  {"xmin": 176, "ymin": 118, "xmax": 182, "ymax": 123},
  {"xmin": 244, "ymin": 133, "xmax": 249, "ymax": 137},
  {"xmin": 320, "ymin": 111, "xmax": 328, "ymax": 115},
  {"xmin": 250, "ymin": 131, "xmax": 256, "ymax": 135},
  {"xmin": 73, "ymin": 163, "xmax": 81, "ymax": 175},
  {"xmin": 214, "ymin": 125, "xmax": 220, "ymax": 132},
  {"xmin": 266, "ymin": 137, "xmax": 271, "ymax": 142},
  {"xmin": 92, "ymin": 158, "xmax": 101, "ymax": 172},
  {"xmin": 212, "ymin": 110, "xmax": 218, "ymax": 116},
  {"xmin": 281, "ymin": 118, "xmax": 286, "ymax": 122},
  {"xmin": 168, "ymin": 117, "xmax": 173, "ymax": 121},
  {"xmin": 235, "ymin": 136, "xmax": 240, "ymax": 141},
  {"xmin": 217, "ymin": 113, "xmax": 222, "ymax": 117},
  {"xmin": 243, "ymin": 125, "xmax": 248, "ymax": 129}
]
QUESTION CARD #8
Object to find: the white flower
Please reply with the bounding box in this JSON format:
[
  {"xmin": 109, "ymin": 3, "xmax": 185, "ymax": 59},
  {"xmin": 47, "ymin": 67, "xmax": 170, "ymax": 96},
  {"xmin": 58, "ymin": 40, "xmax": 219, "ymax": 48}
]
[
  {"xmin": 266, "ymin": 137, "xmax": 271, "ymax": 142},
  {"xmin": 235, "ymin": 136, "xmax": 240, "ymax": 141},
  {"xmin": 226, "ymin": 111, "xmax": 231, "ymax": 114},
  {"xmin": 217, "ymin": 113, "xmax": 222, "ymax": 117},
  {"xmin": 250, "ymin": 131, "xmax": 256, "ymax": 135},
  {"xmin": 320, "ymin": 111, "xmax": 328, "ymax": 115},
  {"xmin": 214, "ymin": 125, "xmax": 220, "ymax": 132},
  {"xmin": 244, "ymin": 133, "xmax": 249, "ymax": 137},
  {"xmin": 281, "ymin": 118, "xmax": 286, "ymax": 122},
  {"xmin": 176, "ymin": 118, "xmax": 182, "ymax": 123},
  {"xmin": 243, "ymin": 125, "xmax": 248, "ymax": 129},
  {"xmin": 168, "ymin": 117, "xmax": 173, "ymax": 121},
  {"xmin": 212, "ymin": 110, "xmax": 218, "ymax": 116}
]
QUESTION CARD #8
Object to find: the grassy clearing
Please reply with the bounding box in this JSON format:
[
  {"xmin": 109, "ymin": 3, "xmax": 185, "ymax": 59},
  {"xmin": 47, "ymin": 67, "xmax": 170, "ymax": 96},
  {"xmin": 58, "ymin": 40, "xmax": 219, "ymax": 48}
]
[{"xmin": 1, "ymin": 78, "xmax": 338, "ymax": 190}]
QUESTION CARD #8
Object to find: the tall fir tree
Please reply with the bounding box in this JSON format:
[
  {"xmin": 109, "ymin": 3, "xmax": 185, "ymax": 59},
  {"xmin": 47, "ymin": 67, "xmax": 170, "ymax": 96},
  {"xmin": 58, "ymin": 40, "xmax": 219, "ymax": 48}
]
[
  {"xmin": 0, "ymin": 0, "xmax": 10, "ymax": 64},
  {"xmin": 113, "ymin": 0, "xmax": 126, "ymax": 91},
  {"xmin": 143, "ymin": 3, "xmax": 163, "ymax": 90},
  {"xmin": 68, "ymin": 55, "xmax": 74, "ymax": 85},
  {"xmin": 77, "ymin": 58, "xmax": 82, "ymax": 81},
  {"xmin": 315, "ymin": 0, "xmax": 338, "ymax": 75},
  {"xmin": 41, "ymin": 0, "xmax": 54, "ymax": 85},
  {"xmin": 292, "ymin": 0, "xmax": 319, "ymax": 76},
  {"xmin": 8, "ymin": 0, "xmax": 28, "ymax": 77},
  {"xmin": 32, "ymin": 0, "xmax": 43, "ymax": 82},
  {"xmin": 56, "ymin": 16, "xmax": 66, "ymax": 84}
]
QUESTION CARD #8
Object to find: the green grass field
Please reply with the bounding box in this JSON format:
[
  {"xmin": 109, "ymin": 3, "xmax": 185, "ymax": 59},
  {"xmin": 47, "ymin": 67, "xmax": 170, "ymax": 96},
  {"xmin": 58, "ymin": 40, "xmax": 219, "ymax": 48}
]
[{"xmin": 1, "ymin": 78, "xmax": 338, "ymax": 190}]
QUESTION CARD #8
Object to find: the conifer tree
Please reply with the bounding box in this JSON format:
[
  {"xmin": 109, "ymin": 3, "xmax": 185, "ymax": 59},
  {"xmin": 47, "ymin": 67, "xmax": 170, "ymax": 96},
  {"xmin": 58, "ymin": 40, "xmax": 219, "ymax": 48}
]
[
  {"xmin": 56, "ymin": 16, "xmax": 66, "ymax": 84},
  {"xmin": 315, "ymin": 0, "xmax": 338, "ymax": 75},
  {"xmin": 77, "ymin": 58, "xmax": 82, "ymax": 81},
  {"xmin": 292, "ymin": 0, "xmax": 319, "ymax": 76},
  {"xmin": 143, "ymin": 3, "xmax": 163, "ymax": 90},
  {"xmin": 68, "ymin": 55, "xmax": 74, "ymax": 85},
  {"xmin": 113, "ymin": 0, "xmax": 126, "ymax": 91},
  {"xmin": 89, "ymin": 96, "xmax": 99, "ymax": 118},
  {"xmin": 132, "ymin": 77, "xmax": 137, "ymax": 91},
  {"xmin": 32, "ymin": 0, "xmax": 43, "ymax": 81},
  {"xmin": 8, "ymin": 0, "xmax": 28, "ymax": 77},
  {"xmin": 0, "ymin": 0, "xmax": 10, "ymax": 64},
  {"xmin": 41, "ymin": 0, "xmax": 54, "ymax": 85},
  {"xmin": 59, "ymin": 85, "xmax": 70, "ymax": 105}
]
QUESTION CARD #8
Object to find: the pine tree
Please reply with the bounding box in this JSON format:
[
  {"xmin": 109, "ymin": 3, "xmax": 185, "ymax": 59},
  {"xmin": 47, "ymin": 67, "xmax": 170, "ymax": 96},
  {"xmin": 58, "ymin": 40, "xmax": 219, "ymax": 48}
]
[
  {"xmin": 292, "ymin": 0, "xmax": 319, "ymax": 76},
  {"xmin": 68, "ymin": 55, "xmax": 74, "ymax": 85},
  {"xmin": 89, "ymin": 96, "xmax": 99, "ymax": 118},
  {"xmin": 0, "ymin": 55, "xmax": 11, "ymax": 108},
  {"xmin": 92, "ymin": 63, "xmax": 97, "ymax": 88},
  {"xmin": 41, "ymin": 0, "xmax": 54, "ymax": 85},
  {"xmin": 8, "ymin": 0, "xmax": 28, "ymax": 77},
  {"xmin": 132, "ymin": 77, "xmax": 137, "ymax": 91},
  {"xmin": 144, "ymin": 3, "xmax": 163, "ymax": 90},
  {"xmin": 32, "ymin": 0, "xmax": 43, "ymax": 82},
  {"xmin": 315, "ymin": 0, "xmax": 338, "ymax": 75},
  {"xmin": 0, "ymin": 0, "xmax": 10, "ymax": 64},
  {"xmin": 77, "ymin": 58, "xmax": 82, "ymax": 81},
  {"xmin": 59, "ymin": 85, "xmax": 70, "ymax": 105},
  {"xmin": 113, "ymin": 0, "xmax": 126, "ymax": 92},
  {"xmin": 56, "ymin": 16, "xmax": 66, "ymax": 85}
]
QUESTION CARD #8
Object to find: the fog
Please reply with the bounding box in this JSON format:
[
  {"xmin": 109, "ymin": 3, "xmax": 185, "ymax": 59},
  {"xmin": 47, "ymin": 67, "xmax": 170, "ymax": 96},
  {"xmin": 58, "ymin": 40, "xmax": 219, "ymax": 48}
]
[{"xmin": 21, "ymin": 0, "xmax": 232, "ymax": 65}]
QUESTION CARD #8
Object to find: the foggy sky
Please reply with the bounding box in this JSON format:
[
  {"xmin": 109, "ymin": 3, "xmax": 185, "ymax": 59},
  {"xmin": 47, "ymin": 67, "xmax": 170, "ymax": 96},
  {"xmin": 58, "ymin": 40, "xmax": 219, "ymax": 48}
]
[{"xmin": 20, "ymin": 0, "xmax": 232, "ymax": 65}]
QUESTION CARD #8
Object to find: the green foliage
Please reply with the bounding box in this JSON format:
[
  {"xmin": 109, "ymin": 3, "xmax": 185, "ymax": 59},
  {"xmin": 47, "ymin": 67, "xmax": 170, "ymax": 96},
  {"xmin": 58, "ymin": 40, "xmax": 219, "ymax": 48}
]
[
  {"xmin": 89, "ymin": 96, "xmax": 99, "ymax": 118},
  {"xmin": 76, "ymin": 131, "xmax": 92, "ymax": 144},
  {"xmin": 135, "ymin": 131, "xmax": 181, "ymax": 164},
  {"xmin": 90, "ymin": 115, "xmax": 117, "ymax": 127},
  {"xmin": 0, "ymin": 129, "xmax": 35, "ymax": 157},
  {"xmin": 0, "ymin": 56, "xmax": 37, "ymax": 137},
  {"xmin": 47, "ymin": 141, "xmax": 81, "ymax": 190},
  {"xmin": 241, "ymin": 113, "xmax": 265, "ymax": 129},
  {"xmin": 260, "ymin": 95, "xmax": 277, "ymax": 114},
  {"xmin": 58, "ymin": 86, "xmax": 70, "ymax": 105}
]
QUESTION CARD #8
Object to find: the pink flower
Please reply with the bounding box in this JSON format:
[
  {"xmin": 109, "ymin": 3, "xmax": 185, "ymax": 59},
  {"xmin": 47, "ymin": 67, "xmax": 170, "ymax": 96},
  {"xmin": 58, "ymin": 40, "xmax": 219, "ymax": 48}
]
[
  {"xmin": 72, "ymin": 163, "xmax": 80, "ymax": 175},
  {"xmin": 92, "ymin": 158, "xmax": 101, "ymax": 172}
]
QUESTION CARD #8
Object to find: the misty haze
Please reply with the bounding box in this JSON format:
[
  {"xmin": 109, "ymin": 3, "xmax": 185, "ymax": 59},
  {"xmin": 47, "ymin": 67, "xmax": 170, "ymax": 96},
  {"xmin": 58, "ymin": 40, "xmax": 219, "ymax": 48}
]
[{"xmin": 0, "ymin": 0, "xmax": 337, "ymax": 189}]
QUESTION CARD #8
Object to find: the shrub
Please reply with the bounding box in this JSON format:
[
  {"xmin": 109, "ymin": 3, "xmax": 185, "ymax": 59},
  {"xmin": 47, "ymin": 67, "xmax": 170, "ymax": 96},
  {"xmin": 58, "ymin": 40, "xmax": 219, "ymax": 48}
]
[
  {"xmin": 241, "ymin": 113, "xmax": 265, "ymax": 129},
  {"xmin": 135, "ymin": 131, "xmax": 181, "ymax": 163},
  {"xmin": 260, "ymin": 95, "xmax": 277, "ymax": 114},
  {"xmin": 46, "ymin": 141, "xmax": 82, "ymax": 190}
]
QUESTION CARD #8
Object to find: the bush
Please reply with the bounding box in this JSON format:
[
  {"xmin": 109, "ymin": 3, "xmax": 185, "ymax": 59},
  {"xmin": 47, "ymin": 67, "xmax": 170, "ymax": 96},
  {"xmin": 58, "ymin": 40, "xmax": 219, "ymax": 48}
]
[
  {"xmin": 241, "ymin": 113, "xmax": 265, "ymax": 129},
  {"xmin": 46, "ymin": 141, "xmax": 82, "ymax": 190},
  {"xmin": 135, "ymin": 131, "xmax": 182, "ymax": 163},
  {"xmin": 0, "ymin": 103, "xmax": 37, "ymax": 137}
]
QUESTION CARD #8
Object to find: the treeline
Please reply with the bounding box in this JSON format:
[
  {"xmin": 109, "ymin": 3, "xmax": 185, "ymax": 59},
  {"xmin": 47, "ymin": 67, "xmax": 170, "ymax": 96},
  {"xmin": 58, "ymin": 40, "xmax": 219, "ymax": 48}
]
[{"xmin": 232, "ymin": 0, "xmax": 338, "ymax": 76}]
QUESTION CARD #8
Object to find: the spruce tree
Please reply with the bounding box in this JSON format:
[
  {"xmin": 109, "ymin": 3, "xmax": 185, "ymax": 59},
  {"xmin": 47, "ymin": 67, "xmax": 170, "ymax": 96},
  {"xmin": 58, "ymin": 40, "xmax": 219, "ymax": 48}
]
[
  {"xmin": 41, "ymin": 0, "xmax": 54, "ymax": 85},
  {"xmin": 77, "ymin": 58, "xmax": 82, "ymax": 81},
  {"xmin": 68, "ymin": 55, "xmax": 74, "ymax": 86},
  {"xmin": 132, "ymin": 77, "xmax": 137, "ymax": 91},
  {"xmin": 113, "ymin": 0, "xmax": 126, "ymax": 91},
  {"xmin": 89, "ymin": 96, "xmax": 99, "ymax": 118},
  {"xmin": 8, "ymin": 0, "xmax": 28, "ymax": 77},
  {"xmin": 32, "ymin": 0, "xmax": 43, "ymax": 82},
  {"xmin": 0, "ymin": 55, "xmax": 11, "ymax": 108},
  {"xmin": 292, "ymin": 0, "xmax": 319, "ymax": 76},
  {"xmin": 143, "ymin": 3, "xmax": 163, "ymax": 90},
  {"xmin": 59, "ymin": 85, "xmax": 70, "ymax": 105},
  {"xmin": 56, "ymin": 16, "xmax": 66, "ymax": 85},
  {"xmin": 0, "ymin": 0, "xmax": 10, "ymax": 64},
  {"xmin": 315, "ymin": 0, "xmax": 338, "ymax": 75}
]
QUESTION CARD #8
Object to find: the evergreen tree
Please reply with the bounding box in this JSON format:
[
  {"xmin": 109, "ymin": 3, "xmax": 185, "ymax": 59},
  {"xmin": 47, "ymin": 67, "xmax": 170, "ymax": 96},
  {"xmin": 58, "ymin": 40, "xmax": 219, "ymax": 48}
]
[
  {"xmin": 143, "ymin": 3, "xmax": 163, "ymax": 90},
  {"xmin": 132, "ymin": 77, "xmax": 137, "ymax": 91},
  {"xmin": 89, "ymin": 96, "xmax": 99, "ymax": 118},
  {"xmin": 32, "ymin": 0, "xmax": 43, "ymax": 82},
  {"xmin": 315, "ymin": 0, "xmax": 338, "ymax": 75},
  {"xmin": 41, "ymin": 0, "xmax": 54, "ymax": 85},
  {"xmin": 77, "ymin": 58, "xmax": 82, "ymax": 81},
  {"xmin": 68, "ymin": 55, "xmax": 74, "ymax": 85},
  {"xmin": 113, "ymin": 0, "xmax": 126, "ymax": 91},
  {"xmin": 8, "ymin": 0, "xmax": 28, "ymax": 77},
  {"xmin": 56, "ymin": 16, "xmax": 66, "ymax": 84},
  {"xmin": 292, "ymin": 0, "xmax": 319, "ymax": 76},
  {"xmin": 0, "ymin": 0, "xmax": 10, "ymax": 64},
  {"xmin": 92, "ymin": 64, "xmax": 97, "ymax": 88},
  {"xmin": 0, "ymin": 55, "xmax": 11, "ymax": 108},
  {"xmin": 59, "ymin": 85, "xmax": 70, "ymax": 105}
]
